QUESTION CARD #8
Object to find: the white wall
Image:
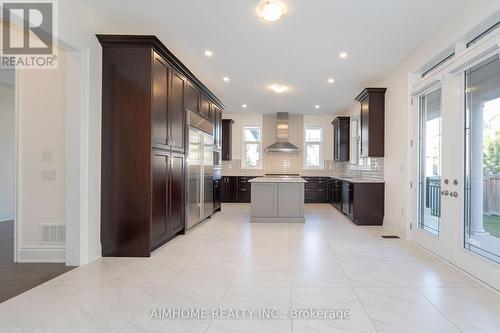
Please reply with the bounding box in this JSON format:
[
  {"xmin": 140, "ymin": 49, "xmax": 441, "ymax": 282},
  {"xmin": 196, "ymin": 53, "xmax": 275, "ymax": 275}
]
[
  {"xmin": 222, "ymin": 112, "xmax": 335, "ymax": 175},
  {"xmin": 368, "ymin": 0, "xmax": 500, "ymax": 235},
  {"xmin": 17, "ymin": 52, "xmax": 67, "ymax": 247},
  {"xmin": 0, "ymin": 84, "xmax": 15, "ymax": 222}
]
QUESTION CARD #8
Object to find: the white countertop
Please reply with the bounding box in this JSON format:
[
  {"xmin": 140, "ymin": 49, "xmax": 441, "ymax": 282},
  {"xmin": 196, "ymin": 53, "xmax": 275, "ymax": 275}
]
[
  {"xmin": 249, "ymin": 177, "xmax": 307, "ymax": 183},
  {"xmin": 329, "ymin": 176, "xmax": 384, "ymax": 184}
]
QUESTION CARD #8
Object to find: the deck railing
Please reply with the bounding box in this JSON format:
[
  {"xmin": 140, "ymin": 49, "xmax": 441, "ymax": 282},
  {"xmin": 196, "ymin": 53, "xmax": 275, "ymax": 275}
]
[{"xmin": 484, "ymin": 174, "xmax": 500, "ymax": 215}]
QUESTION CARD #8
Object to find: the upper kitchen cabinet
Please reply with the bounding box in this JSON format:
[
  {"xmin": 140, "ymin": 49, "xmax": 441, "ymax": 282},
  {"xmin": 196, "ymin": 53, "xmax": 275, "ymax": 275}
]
[
  {"xmin": 185, "ymin": 81, "xmax": 200, "ymax": 115},
  {"xmin": 200, "ymin": 94, "xmax": 211, "ymax": 119},
  {"xmin": 169, "ymin": 69, "xmax": 186, "ymax": 152},
  {"xmin": 222, "ymin": 119, "xmax": 234, "ymax": 160},
  {"xmin": 332, "ymin": 116, "xmax": 350, "ymax": 162},
  {"xmin": 355, "ymin": 88, "xmax": 386, "ymax": 157}
]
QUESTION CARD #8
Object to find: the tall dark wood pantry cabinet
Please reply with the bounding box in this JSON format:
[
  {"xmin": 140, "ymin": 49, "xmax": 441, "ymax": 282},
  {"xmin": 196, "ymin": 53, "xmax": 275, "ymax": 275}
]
[{"xmin": 98, "ymin": 35, "xmax": 224, "ymax": 257}]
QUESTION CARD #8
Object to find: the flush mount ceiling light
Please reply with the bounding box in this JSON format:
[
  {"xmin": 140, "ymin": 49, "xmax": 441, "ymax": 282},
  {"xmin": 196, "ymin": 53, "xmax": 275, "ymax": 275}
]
[
  {"xmin": 204, "ymin": 50, "xmax": 213, "ymax": 57},
  {"xmin": 315, "ymin": 105, "xmax": 320, "ymax": 109},
  {"xmin": 259, "ymin": 1, "xmax": 285, "ymax": 22},
  {"xmin": 339, "ymin": 52, "xmax": 348, "ymax": 59},
  {"xmin": 327, "ymin": 78, "xmax": 335, "ymax": 84},
  {"xmin": 242, "ymin": 104, "xmax": 248, "ymax": 108},
  {"xmin": 269, "ymin": 83, "xmax": 288, "ymax": 93},
  {"xmin": 223, "ymin": 77, "xmax": 230, "ymax": 82}
]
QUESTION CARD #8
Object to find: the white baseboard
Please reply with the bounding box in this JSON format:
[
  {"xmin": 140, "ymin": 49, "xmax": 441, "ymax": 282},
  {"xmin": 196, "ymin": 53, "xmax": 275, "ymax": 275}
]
[
  {"xmin": 87, "ymin": 242, "xmax": 102, "ymax": 263},
  {"xmin": 0, "ymin": 210, "xmax": 14, "ymax": 222},
  {"xmin": 18, "ymin": 246, "xmax": 65, "ymax": 263},
  {"xmin": 383, "ymin": 217, "xmax": 406, "ymax": 238}
]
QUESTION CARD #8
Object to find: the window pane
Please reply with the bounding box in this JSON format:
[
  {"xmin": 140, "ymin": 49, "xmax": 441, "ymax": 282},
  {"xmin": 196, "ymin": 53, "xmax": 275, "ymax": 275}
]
[
  {"xmin": 305, "ymin": 129, "xmax": 321, "ymax": 142},
  {"xmin": 418, "ymin": 89, "xmax": 442, "ymax": 236},
  {"xmin": 245, "ymin": 143, "xmax": 260, "ymax": 167},
  {"xmin": 306, "ymin": 143, "xmax": 320, "ymax": 166},
  {"xmin": 244, "ymin": 128, "xmax": 261, "ymax": 142},
  {"xmin": 465, "ymin": 55, "xmax": 500, "ymax": 263}
]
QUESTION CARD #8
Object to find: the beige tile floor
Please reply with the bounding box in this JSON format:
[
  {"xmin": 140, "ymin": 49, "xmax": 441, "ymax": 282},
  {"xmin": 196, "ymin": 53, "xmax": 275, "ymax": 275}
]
[{"xmin": 1, "ymin": 203, "xmax": 499, "ymax": 332}]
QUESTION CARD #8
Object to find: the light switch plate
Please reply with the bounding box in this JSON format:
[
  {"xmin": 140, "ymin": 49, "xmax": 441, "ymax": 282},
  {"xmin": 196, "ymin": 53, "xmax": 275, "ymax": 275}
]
[
  {"xmin": 42, "ymin": 169, "xmax": 56, "ymax": 181},
  {"xmin": 41, "ymin": 150, "xmax": 54, "ymax": 162}
]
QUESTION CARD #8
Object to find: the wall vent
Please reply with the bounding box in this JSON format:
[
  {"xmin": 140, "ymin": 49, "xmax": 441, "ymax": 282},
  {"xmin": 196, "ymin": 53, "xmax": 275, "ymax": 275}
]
[{"xmin": 40, "ymin": 224, "xmax": 66, "ymax": 244}]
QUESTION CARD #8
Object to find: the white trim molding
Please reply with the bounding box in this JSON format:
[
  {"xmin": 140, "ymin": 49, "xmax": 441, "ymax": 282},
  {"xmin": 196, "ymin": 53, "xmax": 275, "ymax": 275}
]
[
  {"xmin": 87, "ymin": 242, "xmax": 101, "ymax": 263},
  {"xmin": 18, "ymin": 246, "xmax": 65, "ymax": 263}
]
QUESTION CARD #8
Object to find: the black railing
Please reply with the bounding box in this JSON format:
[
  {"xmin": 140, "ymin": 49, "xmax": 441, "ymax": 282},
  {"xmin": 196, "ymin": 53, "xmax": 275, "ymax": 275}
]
[{"xmin": 426, "ymin": 177, "xmax": 441, "ymax": 217}]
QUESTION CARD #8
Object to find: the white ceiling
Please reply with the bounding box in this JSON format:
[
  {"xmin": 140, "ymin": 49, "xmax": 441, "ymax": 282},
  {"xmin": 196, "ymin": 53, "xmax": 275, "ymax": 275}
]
[{"xmin": 81, "ymin": 0, "xmax": 468, "ymax": 114}]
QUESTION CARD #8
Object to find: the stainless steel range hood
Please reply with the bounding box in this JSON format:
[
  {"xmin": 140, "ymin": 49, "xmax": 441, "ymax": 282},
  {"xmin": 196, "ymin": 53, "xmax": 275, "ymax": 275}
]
[{"xmin": 265, "ymin": 112, "xmax": 300, "ymax": 153}]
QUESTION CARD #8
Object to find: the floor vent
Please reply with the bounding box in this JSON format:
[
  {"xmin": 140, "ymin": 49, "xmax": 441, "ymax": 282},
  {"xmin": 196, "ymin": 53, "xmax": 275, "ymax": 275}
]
[
  {"xmin": 40, "ymin": 224, "xmax": 66, "ymax": 244},
  {"xmin": 381, "ymin": 235, "xmax": 400, "ymax": 239}
]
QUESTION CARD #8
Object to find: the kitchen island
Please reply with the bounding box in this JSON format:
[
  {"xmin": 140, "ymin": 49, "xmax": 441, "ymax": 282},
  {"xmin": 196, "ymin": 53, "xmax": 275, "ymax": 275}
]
[{"xmin": 248, "ymin": 177, "xmax": 307, "ymax": 223}]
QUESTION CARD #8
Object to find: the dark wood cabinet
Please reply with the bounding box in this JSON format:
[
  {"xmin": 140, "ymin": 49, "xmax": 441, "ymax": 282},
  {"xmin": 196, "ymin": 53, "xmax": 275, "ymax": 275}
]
[
  {"xmin": 304, "ymin": 177, "xmax": 328, "ymax": 203},
  {"xmin": 168, "ymin": 154, "xmax": 185, "ymax": 234},
  {"xmin": 151, "ymin": 152, "xmax": 185, "ymax": 250},
  {"xmin": 186, "ymin": 81, "xmax": 200, "ymax": 115},
  {"xmin": 152, "ymin": 53, "xmax": 169, "ymax": 148},
  {"xmin": 355, "ymin": 88, "xmax": 386, "ymax": 157},
  {"xmin": 98, "ymin": 35, "xmax": 224, "ymax": 257},
  {"xmin": 221, "ymin": 176, "xmax": 239, "ymax": 202},
  {"xmin": 332, "ymin": 117, "xmax": 350, "ymax": 162},
  {"xmin": 238, "ymin": 176, "xmax": 255, "ymax": 203},
  {"xmin": 200, "ymin": 94, "xmax": 210, "ymax": 119},
  {"xmin": 169, "ymin": 70, "xmax": 185, "ymax": 153},
  {"xmin": 222, "ymin": 119, "xmax": 234, "ymax": 161},
  {"xmin": 213, "ymin": 179, "xmax": 221, "ymax": 212},
  {"xmin": 329, "ymin": 177, "xmax": 384, "ymax": 225},
  {"xmin": 341, "ymin": 181, "xmax": 353, "ymax": 217}
]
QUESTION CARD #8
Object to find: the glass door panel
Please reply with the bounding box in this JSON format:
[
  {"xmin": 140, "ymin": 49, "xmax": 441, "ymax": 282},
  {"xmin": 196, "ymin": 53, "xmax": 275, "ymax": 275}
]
[
  {"xmin": 418, "ymin": 89, "xmax": 442, "ymax": 236},
  {"xmin": 465, "ymin": 55, "xmax": 500, "ymax": 263}
]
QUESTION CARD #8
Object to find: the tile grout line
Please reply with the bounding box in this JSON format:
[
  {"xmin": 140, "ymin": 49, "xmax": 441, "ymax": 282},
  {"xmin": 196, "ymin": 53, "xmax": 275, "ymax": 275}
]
[{"xmin": 323, "ymin": 208, "xmax": 382, "ymax": 333}]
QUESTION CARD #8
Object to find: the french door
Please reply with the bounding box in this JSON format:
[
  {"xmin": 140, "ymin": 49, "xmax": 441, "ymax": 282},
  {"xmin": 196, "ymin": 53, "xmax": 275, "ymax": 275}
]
[{"xmin": 411, "ymin": 53, "xmax": 500, "ymax": 290}]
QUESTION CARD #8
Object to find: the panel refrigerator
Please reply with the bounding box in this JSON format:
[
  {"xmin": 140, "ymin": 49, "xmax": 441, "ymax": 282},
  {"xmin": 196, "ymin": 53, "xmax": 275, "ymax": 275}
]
[{"xmin": 187, "ymin": 116, "xmax": 214, "ymax": 229}]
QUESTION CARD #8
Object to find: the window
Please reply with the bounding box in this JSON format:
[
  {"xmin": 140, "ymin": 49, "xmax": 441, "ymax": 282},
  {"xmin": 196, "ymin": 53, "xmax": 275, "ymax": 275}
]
[
  {"xmin": 464, "ymin": 55, "xmax": 500, "ymax": 263},
  {"xmin": 242, "ymin": 126, "xmax": 261, "ymax": 169},
  {"xmin": 418, "ymin": 88, "xmax": 442, "ymax": 236},
  {"xmin": 304, "ymin": 126, "xmax": 323, "ymax": 169}
]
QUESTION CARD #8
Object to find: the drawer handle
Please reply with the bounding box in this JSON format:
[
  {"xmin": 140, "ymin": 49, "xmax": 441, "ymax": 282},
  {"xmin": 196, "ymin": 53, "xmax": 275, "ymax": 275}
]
[{"xmin": 240, "ymin": 188, "xmax": 247, "ymax": 191}]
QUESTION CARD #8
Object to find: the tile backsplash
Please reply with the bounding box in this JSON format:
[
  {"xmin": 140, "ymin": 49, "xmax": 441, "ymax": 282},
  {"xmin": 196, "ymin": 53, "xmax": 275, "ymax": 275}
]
[
  {"xmin": 223, "ymin": 158, "xmax": 384, "ymax": 180},
  {"xmin": 221, "ymin": 113, "xmax": 384, "ymax": 181}
]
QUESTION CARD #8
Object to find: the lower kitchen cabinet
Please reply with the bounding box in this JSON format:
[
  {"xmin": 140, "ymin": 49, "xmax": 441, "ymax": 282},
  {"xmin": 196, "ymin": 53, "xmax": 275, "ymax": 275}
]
[
  {"xmin": 151, "ymin": 152, "xmax": 185, "ymax": 250},
  {"xmin": 331, "ymin": 177, "xmax": 384, "ymax": 225},
  {"xmin": 221, "ymin": 176, "xmax": 239, "ymax": 202},
  {"xmin": 303, "ymin": 177, "xmax": 328, "ymax": 203},
  {"xmin": 221, "ymin": 176, "xmax": 256, "ymax": 203}
]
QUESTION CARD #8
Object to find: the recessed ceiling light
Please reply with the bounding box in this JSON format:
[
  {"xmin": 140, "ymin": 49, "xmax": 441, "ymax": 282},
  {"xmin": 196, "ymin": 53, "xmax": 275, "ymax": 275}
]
[
  {"xmin": 223, "ymin": 77, "xmax": 230, "ymax": 82},
  {"xmin": 339, "ymin": 52, "xmax": 348, "ymax": 59},
  {"xmin": 327, "ymin": 78, "xmax": 335, "ymax": 84},
  {"xmin": 269, "ymin": 83, "xmax": 288, "ymax": 93},
  {"xmin": 315, "ymin": 105, "xmax": 320, "ymax": 109},
  {"xmin": 204, "ymin": 50, "xmax": 213, "ymax": 57},
  {"xmin": 259, "ymin": 1, "xmax": 285, "ymax": 22},
  {"xmin": 242, "ymin": 104, "xmax": 247, "ymax": 108}
]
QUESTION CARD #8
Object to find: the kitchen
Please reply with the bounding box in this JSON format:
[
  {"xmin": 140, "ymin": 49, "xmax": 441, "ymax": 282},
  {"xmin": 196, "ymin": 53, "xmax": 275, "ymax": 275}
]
[{"xmin": 2, "ymin": 1, "xmax": 500, "ymax": 332}]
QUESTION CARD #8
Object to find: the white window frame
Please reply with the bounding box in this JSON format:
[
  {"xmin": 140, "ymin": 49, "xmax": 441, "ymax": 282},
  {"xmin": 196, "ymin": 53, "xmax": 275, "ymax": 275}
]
[
  {"xmin": 303, "ymin": 125, "xmax": 324, "ymax": 169},
  {"xmin": 241, "ymin": 125, "xmax": 262, "ymax": 169}
]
